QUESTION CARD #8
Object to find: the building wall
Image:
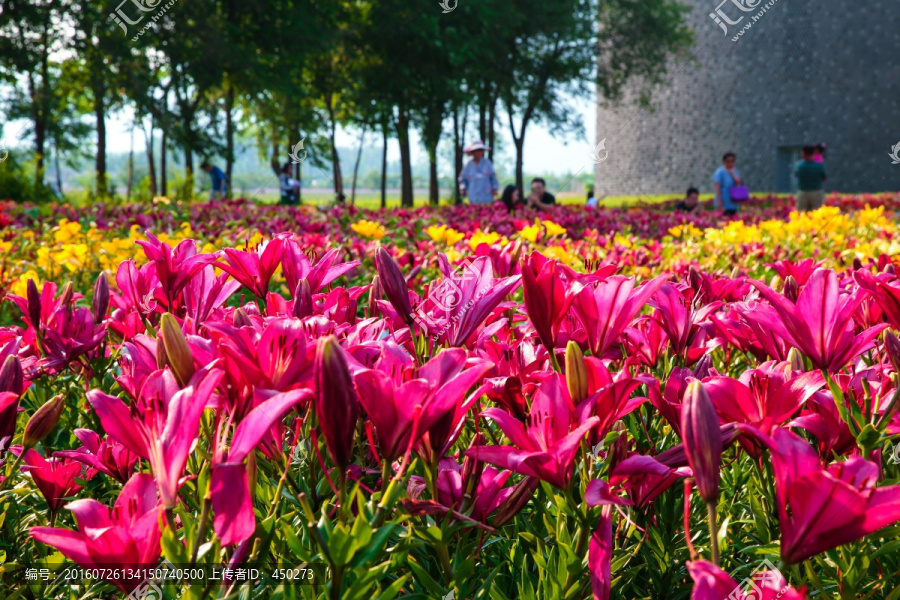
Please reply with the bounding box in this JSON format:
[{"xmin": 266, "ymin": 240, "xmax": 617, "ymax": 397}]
[{"xmin": 594, "ymin": 0, "xmax": 900, "ymax": 197}]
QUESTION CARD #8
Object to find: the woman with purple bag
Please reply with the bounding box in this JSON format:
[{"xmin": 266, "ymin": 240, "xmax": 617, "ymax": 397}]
[{"xmin": 713, "ymin": 152, "xmax": 747, "ymax": 216}]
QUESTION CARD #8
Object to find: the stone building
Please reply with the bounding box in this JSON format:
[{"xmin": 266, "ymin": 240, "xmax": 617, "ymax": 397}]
[{"xmin": 594, "ymin": 0, "xmax": 900, "ymax": 197}]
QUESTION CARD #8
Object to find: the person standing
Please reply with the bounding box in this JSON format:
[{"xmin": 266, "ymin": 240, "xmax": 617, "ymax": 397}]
[
  {"xmin": 458, "ymin": 141, "xmax": 499, "ymax": 205},
  {"xmin": 795, "ymin": 145, "xmax": 827, "ymax": 212},
  {"xmin": 713, "ymin": 152, "xmax": 743, "ymax": 216},
  {"xmin": 201, "ymin": 161, "xmax": 228, "ymax": 200}
]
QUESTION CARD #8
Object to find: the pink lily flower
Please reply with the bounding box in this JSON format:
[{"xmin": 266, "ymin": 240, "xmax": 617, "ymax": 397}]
[
  {"xmin": 136, "ymin": 233, "xmax": 214, "ymax": 308},
  {"xmin": 215, "ymin": 318, "xmax": 316, "ymax": 394},
  {"xmin": 609, "ymin": 453, "xmax": 691, "ymax": 508},
  {"xmin": 418, "ymin": 457, "xmax": 514, "ymax": 521},
  {"xmin": 282, "ymin": 242, "xmax": 360, "ymax": 294},
  {"xmin": 211, "ymin": 389, "xmax": 310, "ymax": 546},
  {"xmin": 354, "ymin": 344, "xmax": 490, "ymax": 462},
  {"xmin": 54, "ymin": 429, "xmax": 139, "ymax": 484},
  {"xmin": 0, "ymin": 392, "xmax": 17, "ymax": 454},
  {"xmin": 112, "ymin": 259, "xmax": 161, "ymax": 326},
  {"xmin": 589, "ymin": 506, "xmax": 614, "ymax": 600},
  {"xmin": 521, "ymin": 251, "xmax": 575, "ymax": 352},
  {"xmin": 649, "ymin": 283, "xmax": 722, "ymax": 362},
  {"xmin": 704, "ymin": 363, "xmax": 824, "ymax": 435},
  {"xmin": 750, "ymin": 268, "xmax": 887, "ymax": 371},
  {"xmin": 763, "ymin": 427, "xmax": 900, "ymax": 563},
  {"xmin": 855, "ymin": 269, "xmax": 900, "ymax": 330},
  {"xmin": 570, "ymin": 275, "xmax": 668, "ymax": 357},
  {"xmin": 687, "ymin": 560, "xmax": 806, "ymax": 600},
  {"xmin": 11, "ymin": 447, "xmax": 95, "ymax": 511},
  {"xmin": 31, "ymin": 473, "xmax": 163, "ymax": 593},
  {"xmin": 768, "ymin": 258, "xmax": 824, "ymax": 286},
  {"xmin": 414, "ymin": 254, "xmax": 521, "ymax": 347},
  {"xmin": 467, "ymin": 374, "xmax": 600, "ymax": 489},
  {"xmin": 87, "ymin": 364, "xmax": 224, "ymax": 509},
  {"xmin": 183, "ymin": 265, "xmax": 242, "ymax": 324},
  {"xmin": 216, "ymin": 234, "xmax": 288, "ymax": 299}
]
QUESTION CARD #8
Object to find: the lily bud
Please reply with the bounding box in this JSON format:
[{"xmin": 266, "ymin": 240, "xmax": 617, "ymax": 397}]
[
  {"xmin": 782, "ymin": 276, "xmax": 799, "ymax": 303},
  {"xmin": 374, "ymin": 247, "xmax": 413, "ymax": 325},
  {"xmin": 23, "ymin": 394, "xmax": 65, "ymax": 448},
  {"xmin": 159, "ymin": 313, "xmax": 195, "ymax": 387},
  {"xmin": 26, "ymin": 278, "xmax": 41, "ymax": 328},
  {"xmin": 565, "ymin": 341, "xmax": 588, "ymax": 403},
  {"xmin": 787, "ymin": 347, "xmax": 805, "ymax": 374},
  {"xmin": 233, "ymin": 307, "xmax": 252, "ymax": 328},
  {"xmin": 92, "ymin": 273, "xmax": 110, "ymax": 324},
  {"xmin": 313, "ymin": 336, "xmax": 359, "ymax": 471},
  {"xmin": 292, "ymin": 279, "xmax": 313, "ymax": 319},
  {"xmin": 491, "ymin": 476, "xmax": 540, "ymax": 528},
  {"xmin": 681, "ymin": 381, "xmax": 722, "ymax": 504},
  {"xmin": 60, "ymin": 281, "xmax": 75, "ymax": 311},
  {"xmin": 692, "ymin": 354, "xmax": 712, "ymax": 380},
  {"xmin": 852, "ymin": 257, "xmax": 864, "ymax": 271},
  {"xmin": 0, "ymin": 355, "xmax": 24, "ymax": 395},
  {"xmin": 885, "ymin": 331, "xmax": 900, "ymax": 376},
  {"xmin": 368, "ymin": 275, "xmax": 383, "ymax": 319},
  {"xmin": 156, "ymin": 334, "xmax": 168, "ymax": 370}
]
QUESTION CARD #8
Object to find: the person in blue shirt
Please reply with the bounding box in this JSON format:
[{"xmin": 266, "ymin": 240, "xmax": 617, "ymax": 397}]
[
  {"xmin": 201, "ymin": 161, "xmax": 228, "ymax": 200},
  {"xmin": 713, "ymin": 152, "xmax": 743, "ymax": 216},
  {"xmin": 458, "ymin": 141, "xmax": 498, "ymax": 205}
]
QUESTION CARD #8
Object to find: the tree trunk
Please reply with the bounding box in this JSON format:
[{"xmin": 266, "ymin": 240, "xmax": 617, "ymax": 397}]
[
  {"xmin": 453, "ymin": 107, "xmax": 461, "ymax": 205},
  {"xmin": 160, "ymin": 129, "xmax": 168, "ymax": 196},
  {"xmin": 380, "ymin": 126, "xmax": 387, "ymax": 209},
  {"xmin": 184, "ymin": 147, "xmax": 193, "ymax": 201},
  {"xmin": 478, "ymin": 84, "xmax": 487, "ymax": 140},
  {"xmin": 396, "ymin": 110, "xmax": 413, "ymax": 208},
  {"xmin": 428, "ymin": 144, "xmax": 439, "ymax": 206},
  {"xmin": 144, "ymin": 118, "xmax": 157, "ymax": 196},
  {"xmin": 325, "ymin": 93, "xmax": 343, "ymax": 196},
  {"xmin": 54, "ymin": 142, "xmax": 62, "ymax": 193},
  {"xmin": 487, "ymin": 92, "xmax": 497, "ymax": 162},
  {"xmin": 350, "ymin": 124, "xmax": 367, "ymax": 205},
  {"xmin": 225, "ymin": 83, "xmax": 235, "ymax": 199},
  {"xmin": 28, "ymin": 71, "xmax": 46, "ymax": 188},
  {"xmin": 94, "ymin": 81, "xmax": 107, "ymax": 197},
  {"xmin": 126, "ymin": 125, "xmax": 134, "ymax": 202},
  {"xmin": 514, "ymin": 135, "xmax": 525, "ymax": 192}
]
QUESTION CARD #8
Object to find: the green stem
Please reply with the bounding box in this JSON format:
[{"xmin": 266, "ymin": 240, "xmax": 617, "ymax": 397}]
[
  {"xmin": 329, "ymin": 565, "xmax": 344, "ymax": 600},
  {"xmin": 436, "ymin": 543, "xmax": 453, "ymax": 584},
  {"xmin": 707, "ymin": 501, "xmax": 720, "ymax": 566},
  {"xmin": 165, "ymin": 507, "xmax": 178, "ymax": 534},
  {"xmin": 190, "ymin": 497, "xmax": 211, "ymax": 565}
]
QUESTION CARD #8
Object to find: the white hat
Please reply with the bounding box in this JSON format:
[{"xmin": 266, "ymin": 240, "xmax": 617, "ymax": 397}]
[{"xmin": 464, "ymin": 140, "xmax": 490, "ymax": 153}]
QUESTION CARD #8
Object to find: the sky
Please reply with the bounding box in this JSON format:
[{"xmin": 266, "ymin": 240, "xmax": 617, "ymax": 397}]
[{"xmin": 0, "ymin": 92, "xmax": 598, "ymax": 177}]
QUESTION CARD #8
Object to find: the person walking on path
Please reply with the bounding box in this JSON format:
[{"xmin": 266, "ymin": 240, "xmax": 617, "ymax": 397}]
[
  {"xmin": 795, "ymin": 145, "xmax": 827, "ymax": 212},
  {"xmin": 713, "ymin": 152, "xmax": 743, "ymax": 216},
  {"xmin": 458, "ymin": 141, "xmax": 499, "ymax": 205}
]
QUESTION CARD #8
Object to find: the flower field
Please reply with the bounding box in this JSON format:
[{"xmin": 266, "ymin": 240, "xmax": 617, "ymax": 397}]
[{"xmin": 2, "ymin": 193, "xmax": 900, "ymax": 599}]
